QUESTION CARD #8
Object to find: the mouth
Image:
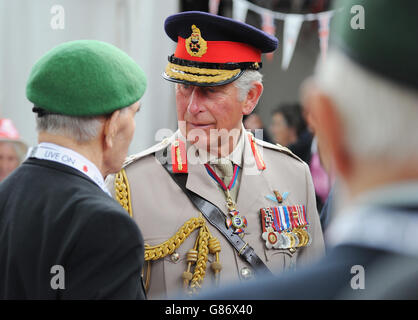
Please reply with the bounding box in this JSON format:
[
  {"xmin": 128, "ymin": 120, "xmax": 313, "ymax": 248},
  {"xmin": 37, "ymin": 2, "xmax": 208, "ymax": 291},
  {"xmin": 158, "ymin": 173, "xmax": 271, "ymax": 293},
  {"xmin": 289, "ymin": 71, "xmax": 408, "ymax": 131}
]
[{"xmin": 187, "ymin": 122, "xmax": 215, "ymax": 130}]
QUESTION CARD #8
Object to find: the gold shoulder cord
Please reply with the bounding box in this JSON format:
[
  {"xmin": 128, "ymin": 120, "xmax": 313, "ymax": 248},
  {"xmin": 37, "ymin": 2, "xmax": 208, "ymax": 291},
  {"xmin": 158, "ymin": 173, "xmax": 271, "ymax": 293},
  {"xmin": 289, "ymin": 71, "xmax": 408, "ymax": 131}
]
[
  {"xmin": 114, "ymin": 169, "xmax": 222, "ymax": 295},
  {"xmin": 114, "ymin": 169, "xmax": 133, "ymax": 217}
]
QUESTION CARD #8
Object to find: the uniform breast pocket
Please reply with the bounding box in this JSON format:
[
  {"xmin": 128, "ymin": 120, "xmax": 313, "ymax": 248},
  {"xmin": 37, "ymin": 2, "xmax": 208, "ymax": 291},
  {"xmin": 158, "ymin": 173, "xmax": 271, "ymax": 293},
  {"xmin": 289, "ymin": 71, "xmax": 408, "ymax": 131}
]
[{"xmin": 264, "ymin": 247, "xmax": 298, "ymax": 273}]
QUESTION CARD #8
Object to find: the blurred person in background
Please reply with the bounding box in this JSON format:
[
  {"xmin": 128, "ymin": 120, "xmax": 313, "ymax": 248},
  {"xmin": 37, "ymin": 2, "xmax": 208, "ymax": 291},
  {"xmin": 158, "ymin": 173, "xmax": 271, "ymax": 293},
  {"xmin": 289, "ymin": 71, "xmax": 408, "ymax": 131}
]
[
  {"xmin": 270, "ymin": 102, "xmax": 333, "ymax": 216},
  {"xmin": 0, "ymin": 119, "xmax": 28, "ymax": 182},
  {"xmin": 198, "ymin": 0, "xmax": 418, "ymax": 299},
  {"xmin": 270, "ymin": 103, "xmax": 304, "ymax": 149}
]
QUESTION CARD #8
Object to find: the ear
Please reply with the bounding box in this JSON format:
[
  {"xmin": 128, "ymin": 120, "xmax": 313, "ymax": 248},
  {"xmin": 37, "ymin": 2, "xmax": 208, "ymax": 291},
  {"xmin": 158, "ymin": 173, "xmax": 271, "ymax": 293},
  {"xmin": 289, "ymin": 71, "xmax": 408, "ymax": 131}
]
[
  {"xmin": 102, "ymin": 110, "xmax": 121, "ymax": 149},
  {"xmin": 242, "ymin": 82, "xmax": 263, "ymax": 115},
  {"xmin": 303, "ymin": 84, "xmax": 352, "ymax": 179}
]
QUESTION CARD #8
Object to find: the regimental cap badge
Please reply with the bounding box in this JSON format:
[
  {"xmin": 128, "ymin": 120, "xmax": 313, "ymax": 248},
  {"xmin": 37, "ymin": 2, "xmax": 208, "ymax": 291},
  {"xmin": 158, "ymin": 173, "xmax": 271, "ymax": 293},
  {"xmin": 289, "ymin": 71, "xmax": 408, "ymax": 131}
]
[{"xmin": 185, "ymin": 24, "xmax": 207, "ymax": 57}]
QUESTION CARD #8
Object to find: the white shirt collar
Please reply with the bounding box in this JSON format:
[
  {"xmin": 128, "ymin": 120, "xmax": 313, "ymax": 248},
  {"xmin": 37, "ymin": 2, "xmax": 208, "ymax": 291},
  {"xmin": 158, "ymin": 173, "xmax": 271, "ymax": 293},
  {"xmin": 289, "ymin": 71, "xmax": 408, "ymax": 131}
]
[{"xmin": 28, "ymin": 142, "xmax": 110, "ymax": 196}]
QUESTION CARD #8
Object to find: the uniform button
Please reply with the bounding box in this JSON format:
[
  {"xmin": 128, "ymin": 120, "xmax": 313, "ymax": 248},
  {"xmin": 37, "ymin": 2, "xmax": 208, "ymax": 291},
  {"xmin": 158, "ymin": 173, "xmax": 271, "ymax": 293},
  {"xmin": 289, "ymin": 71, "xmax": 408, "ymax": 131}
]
[
  {"xmin": 240, "ymin": 267, "xmax": 254, "ymax": 280},
  {"xmin": 171, "ymin": 252, "xmax": 180, "ymax": 263},
  {"xmin": 289, "ymin": 247, "xmax": 296, "ymax": 253}
]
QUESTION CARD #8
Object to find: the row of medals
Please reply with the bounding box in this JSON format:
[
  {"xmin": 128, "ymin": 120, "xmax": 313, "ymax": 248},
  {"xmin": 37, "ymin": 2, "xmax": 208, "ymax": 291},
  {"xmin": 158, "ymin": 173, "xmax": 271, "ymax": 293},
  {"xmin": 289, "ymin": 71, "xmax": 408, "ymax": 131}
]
[
  {"xmin": 267, "ymin": 225, "xmax": 312, "ymax": 249},
  {"xmin": 224, "ymin": 190, "xmax": 312, "ymax": 249}
]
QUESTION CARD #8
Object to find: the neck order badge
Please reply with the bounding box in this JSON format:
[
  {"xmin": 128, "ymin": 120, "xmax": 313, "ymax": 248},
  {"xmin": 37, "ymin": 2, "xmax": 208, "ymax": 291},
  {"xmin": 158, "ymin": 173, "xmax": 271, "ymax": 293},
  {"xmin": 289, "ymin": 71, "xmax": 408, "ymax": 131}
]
[{"xmin": 205, "ymin": 163, "xmax": 248, "ymax": 235}]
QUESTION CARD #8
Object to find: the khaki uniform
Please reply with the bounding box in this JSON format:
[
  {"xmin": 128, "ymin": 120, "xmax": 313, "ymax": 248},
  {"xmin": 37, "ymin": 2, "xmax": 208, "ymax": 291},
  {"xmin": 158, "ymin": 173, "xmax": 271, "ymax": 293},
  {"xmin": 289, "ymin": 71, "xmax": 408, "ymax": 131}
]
[{"xmin": 106, "ymin": 128, "xmax": 325, "ymax": 299}]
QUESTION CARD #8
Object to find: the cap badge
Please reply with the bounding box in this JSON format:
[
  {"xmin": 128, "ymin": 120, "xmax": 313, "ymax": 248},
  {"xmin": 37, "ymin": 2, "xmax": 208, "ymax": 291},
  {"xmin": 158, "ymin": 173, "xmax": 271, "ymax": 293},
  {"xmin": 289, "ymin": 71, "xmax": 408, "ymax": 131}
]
[{"xmin": 185, "ymin": 24, "xmax": 207, "ymax": 57}]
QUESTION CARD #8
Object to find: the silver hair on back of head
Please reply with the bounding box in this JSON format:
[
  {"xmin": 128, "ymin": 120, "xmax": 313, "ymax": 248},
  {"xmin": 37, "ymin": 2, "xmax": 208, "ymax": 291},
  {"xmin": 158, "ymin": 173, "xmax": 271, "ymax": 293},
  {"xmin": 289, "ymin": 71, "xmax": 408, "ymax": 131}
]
[
  {"xmin": 35, "ymin": 112, "xmax": 103, "ymax": 143},
  {"xmin": 234, "ymin": 70, "xmax": 263, "ymax": 101},
  {"xmin": 315, "ymin": 49, "xmax": 418, "ymax": 162}
]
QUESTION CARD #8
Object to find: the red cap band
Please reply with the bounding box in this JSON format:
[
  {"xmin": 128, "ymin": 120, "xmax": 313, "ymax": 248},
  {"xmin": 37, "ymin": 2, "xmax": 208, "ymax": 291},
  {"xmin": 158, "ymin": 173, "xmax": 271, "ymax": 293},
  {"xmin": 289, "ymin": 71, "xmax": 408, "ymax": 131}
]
[{"xmin": 175, "ymin": 37, "xmax": 261, "ymax": 64}]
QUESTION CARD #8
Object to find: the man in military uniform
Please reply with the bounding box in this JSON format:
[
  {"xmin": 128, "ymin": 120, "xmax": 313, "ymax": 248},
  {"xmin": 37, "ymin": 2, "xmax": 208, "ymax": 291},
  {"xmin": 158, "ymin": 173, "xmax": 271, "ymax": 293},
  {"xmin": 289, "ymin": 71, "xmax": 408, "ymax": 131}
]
[
  {"xmin": 108, "ymin": 11, "xmax": 325, "ymax": 299},
  {"xmin": 199, "ymin": 0, "xmax": 418, "ymax": 300}
]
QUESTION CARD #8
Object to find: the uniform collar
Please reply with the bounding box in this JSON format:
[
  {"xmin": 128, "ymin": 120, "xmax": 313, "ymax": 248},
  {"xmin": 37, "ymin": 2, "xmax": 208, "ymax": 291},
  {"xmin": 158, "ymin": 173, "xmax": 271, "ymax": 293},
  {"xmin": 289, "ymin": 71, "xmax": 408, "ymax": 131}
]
[
  {"xmin": 181, "ymin": 125, "xmax": 245, "ymax": 167},
  {"xmin": 327, "ymin": 181, "xmax": 418, "ymax": 256},
  {"xmin": 350, "ymin": 181, "xmax": 418, "ymax": 207}
]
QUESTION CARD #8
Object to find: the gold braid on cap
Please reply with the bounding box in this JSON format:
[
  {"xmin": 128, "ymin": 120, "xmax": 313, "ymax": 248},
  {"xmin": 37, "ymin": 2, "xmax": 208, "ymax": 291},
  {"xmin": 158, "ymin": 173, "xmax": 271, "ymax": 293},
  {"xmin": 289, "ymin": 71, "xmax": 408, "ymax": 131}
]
[
  {"xmin": 165, "ymin": 63, "xmax": 240, "ymax": 84},
  {"xmin": 114, "ymin": 170, "xmax": 222, "ymax": 295}
]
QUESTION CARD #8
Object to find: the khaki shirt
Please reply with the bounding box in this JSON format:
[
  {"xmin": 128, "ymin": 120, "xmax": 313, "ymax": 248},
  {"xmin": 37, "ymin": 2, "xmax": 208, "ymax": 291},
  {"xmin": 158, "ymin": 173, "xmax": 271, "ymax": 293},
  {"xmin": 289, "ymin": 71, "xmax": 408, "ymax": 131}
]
[{"xmin": 106, "ymin": 128, "xmax": 325, "ymax": 299}]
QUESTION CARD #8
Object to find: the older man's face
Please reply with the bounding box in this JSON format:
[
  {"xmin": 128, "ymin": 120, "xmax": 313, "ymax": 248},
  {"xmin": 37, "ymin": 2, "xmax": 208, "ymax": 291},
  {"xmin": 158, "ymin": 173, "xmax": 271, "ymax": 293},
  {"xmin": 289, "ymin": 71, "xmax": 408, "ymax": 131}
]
[
  {"xmin": 175, "ymin": 82, "xmax": 245, "ymax": 149},
  {"xmin": 0, "ymin": 142, "xmax": 19, "ymax": 181}
]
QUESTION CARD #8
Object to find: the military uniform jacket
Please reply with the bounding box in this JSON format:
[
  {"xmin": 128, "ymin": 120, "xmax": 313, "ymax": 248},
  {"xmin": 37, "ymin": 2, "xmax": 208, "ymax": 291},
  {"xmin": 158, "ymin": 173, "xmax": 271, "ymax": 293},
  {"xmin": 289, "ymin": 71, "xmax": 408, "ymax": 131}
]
[
  {"xmin": 0, "ymin": 158, "xmax": 145, "ymax": 299},
  {"xmin": 107, "ymin": 129, "xmax": 325, "ymax": 299}
]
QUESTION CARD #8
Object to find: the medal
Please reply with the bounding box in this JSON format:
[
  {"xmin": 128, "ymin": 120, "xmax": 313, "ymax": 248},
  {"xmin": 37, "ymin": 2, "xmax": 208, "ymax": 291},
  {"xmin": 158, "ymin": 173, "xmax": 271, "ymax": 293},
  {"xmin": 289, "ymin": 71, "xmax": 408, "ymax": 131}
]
[
  {"xmin": 261, "ymin": 226, "xmax": 285, "ymax": 249},
  {"xmin": 285, "ymin": 231, "xmax": 296, "ymax": 248},
  {"xmin": 205, "ymin": 163, "xmax": 247, "ymax": 235}
]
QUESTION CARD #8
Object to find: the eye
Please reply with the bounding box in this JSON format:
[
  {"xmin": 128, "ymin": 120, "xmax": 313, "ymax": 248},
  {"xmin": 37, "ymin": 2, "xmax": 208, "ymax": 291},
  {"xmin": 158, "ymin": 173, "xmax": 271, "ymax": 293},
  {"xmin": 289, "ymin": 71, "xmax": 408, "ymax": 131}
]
[{"xmin": 203, "ymin": 87, "xmax": 217, "ymax": 94}]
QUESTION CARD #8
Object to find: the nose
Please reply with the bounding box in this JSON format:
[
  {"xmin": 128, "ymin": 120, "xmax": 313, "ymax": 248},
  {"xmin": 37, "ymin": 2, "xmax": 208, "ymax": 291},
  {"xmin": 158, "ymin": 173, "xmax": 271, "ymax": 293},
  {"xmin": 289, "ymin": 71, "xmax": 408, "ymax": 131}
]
[{"xmin": 187, "ymin": 87, "xmax": 205, "ymax": 115}]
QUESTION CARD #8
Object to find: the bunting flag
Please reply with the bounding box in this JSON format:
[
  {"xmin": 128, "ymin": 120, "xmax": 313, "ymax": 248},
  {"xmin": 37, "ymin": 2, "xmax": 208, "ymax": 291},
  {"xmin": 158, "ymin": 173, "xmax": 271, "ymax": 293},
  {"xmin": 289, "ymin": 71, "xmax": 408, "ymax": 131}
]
[
  {"xmin": 209, "ymin": 0, "xmax": 221, "ymax": 15},
  {"xmin": 282, "ymin": 14, "xmax": 304, "ymax": 70},
  {"xmin": 232, "ymin": 0, "xmax": 335, "ymax": 66},
  {"xmin": 318, "ymin": 11, "xmax": 332, "ymax": 62},
  {"xmin": 232, "ymin": 0, "xmax": 249, "ymax": 22},
  {"xmin": 261, "ymin": 10, "xmax": 276, "ymax": 61}
]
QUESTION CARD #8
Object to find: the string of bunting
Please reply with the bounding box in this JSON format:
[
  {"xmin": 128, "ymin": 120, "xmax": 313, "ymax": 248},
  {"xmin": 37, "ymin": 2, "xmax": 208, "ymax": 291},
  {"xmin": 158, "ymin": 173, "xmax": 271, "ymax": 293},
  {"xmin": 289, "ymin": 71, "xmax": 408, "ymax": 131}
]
[{"xmin": 209, "ymin": 0, "xmax": 335, "ymax": 69}]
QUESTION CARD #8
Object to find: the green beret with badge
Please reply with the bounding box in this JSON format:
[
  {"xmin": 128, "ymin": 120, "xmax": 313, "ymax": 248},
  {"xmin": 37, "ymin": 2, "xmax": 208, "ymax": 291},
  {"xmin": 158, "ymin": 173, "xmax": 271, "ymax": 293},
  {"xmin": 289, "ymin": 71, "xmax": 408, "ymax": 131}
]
[{"xmin": 26, "ymin": 40, "xmax": 147, "ymax": 117}]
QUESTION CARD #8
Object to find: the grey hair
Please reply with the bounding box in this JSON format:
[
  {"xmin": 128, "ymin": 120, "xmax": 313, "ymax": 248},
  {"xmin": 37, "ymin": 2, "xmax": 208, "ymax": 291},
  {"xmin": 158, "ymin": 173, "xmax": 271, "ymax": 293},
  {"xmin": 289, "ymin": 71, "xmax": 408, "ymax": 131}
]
[
  {"xmin": 36, "ymin": 113, "xmax": 104, "ymax": 143},
  {"xmin": 315, "ymin": 49, "xmax": 418, "ymax": 162},
  {"xmin": 234, "ymin": 70, "xmax": 263, "ymax": 101}
]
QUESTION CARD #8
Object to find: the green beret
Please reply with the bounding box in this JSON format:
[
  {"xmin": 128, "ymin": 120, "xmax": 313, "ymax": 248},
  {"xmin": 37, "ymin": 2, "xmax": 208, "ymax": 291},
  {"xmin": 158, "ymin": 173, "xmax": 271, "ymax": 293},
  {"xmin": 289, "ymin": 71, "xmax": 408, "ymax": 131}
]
[
  {"xmin": 331, "ymin": 0, "xmax": 418, "ymax": 90},
  {"xmin": 26, "ymin": 40, "xmax": 147, "ymax": 116}
]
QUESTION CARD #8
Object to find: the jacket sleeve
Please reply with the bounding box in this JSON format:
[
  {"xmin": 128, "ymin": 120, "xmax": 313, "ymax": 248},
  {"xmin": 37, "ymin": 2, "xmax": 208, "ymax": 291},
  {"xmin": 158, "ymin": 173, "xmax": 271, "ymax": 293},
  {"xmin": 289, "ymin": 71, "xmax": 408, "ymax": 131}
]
[
  {"xmin": 62, "ymin": 205, "xmax": 145, "ymax": 299},
  {"xmin": 295, "ymin": 162, "xmax": 326, "ymax": 266}
]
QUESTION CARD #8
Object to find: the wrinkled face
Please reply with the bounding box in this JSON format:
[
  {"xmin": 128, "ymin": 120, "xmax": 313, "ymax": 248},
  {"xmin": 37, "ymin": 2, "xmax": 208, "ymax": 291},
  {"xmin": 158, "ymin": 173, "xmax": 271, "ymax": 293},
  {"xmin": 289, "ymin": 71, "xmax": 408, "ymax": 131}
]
[
  {"xmin": 107, "ymin": 102, "xmax": 140, "ymax": 173},
  {"xmin": 270, "ymin": 113, "xmax": 294, "ymax": 146},
  {"xmin": 175, "ymin": 82, "xmax": 245, "ymax": 150},
  {"xmin": 0, "ymin": 142, "xmax": 20, "ymax": 181}
]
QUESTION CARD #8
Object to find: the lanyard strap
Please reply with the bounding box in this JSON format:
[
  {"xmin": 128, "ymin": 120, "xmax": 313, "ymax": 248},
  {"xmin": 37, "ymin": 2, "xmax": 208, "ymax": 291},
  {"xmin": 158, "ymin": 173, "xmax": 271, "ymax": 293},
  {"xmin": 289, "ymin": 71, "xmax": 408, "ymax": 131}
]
[
  {"xmin": 204, "ymin": 163, "xmax": 240, "ymax": 191},
  {"xmin": 28, "ymin": 143, "xmax": 110, "ymax": 196}
]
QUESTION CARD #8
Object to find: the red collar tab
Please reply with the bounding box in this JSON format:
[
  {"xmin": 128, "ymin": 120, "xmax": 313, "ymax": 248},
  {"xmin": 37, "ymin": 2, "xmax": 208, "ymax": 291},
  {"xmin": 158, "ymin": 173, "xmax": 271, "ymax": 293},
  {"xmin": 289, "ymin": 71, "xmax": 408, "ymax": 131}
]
[
  {"xmin": 248, "ymin": 133, "xmax": 266, "ymax": 171},
  {"xmin": 175, "ymin": 36, "xmax": 262, "ymax": 64},
  {"xmin": 171, "ymin": 139, "xmax": 188, "ymax": 173}
]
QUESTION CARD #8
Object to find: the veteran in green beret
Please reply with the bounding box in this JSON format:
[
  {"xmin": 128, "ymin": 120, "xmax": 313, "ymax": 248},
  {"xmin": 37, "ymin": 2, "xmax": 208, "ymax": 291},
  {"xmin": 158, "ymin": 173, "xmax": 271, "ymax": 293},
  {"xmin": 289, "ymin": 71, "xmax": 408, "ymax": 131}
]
[
  {"xmin": 107, "ymin": 12, "xmax": 325, "ymax": 299},
  {"xmin": 0, "ymin": 40, "xmax": 147, "ymax": 299}
]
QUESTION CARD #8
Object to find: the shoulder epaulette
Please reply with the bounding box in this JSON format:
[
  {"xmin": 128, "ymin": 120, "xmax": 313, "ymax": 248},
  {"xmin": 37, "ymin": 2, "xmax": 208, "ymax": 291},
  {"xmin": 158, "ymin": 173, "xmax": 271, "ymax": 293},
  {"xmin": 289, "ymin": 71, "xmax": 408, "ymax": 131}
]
[
  {"xmin": 122, "ymin": 134, "xmax": 176, "ymax": 168},
  {"xmin": 254, "ymin": 137, "xmax": 303, "ymax": 163}
]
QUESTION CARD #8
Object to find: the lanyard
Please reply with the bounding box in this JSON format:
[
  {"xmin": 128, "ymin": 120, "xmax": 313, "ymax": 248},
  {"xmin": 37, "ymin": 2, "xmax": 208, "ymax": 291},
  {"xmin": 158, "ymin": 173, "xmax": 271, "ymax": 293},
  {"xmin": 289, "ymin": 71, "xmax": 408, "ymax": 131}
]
[
  {"xmin": 27, "ymin": 143, "xmax": 110, "ymax": 196},
  {"xmin": 204, "ymin": 163, "xmax": 240, "ymax": 192}
]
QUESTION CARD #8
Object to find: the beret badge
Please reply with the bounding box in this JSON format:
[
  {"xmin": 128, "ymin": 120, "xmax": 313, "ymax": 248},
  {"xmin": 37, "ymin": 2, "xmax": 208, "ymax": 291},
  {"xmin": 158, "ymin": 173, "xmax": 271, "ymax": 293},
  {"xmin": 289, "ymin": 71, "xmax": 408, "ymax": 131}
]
[{"xmin": 185, "ymin": 24, "xmax": 207, "ymax": 57}]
